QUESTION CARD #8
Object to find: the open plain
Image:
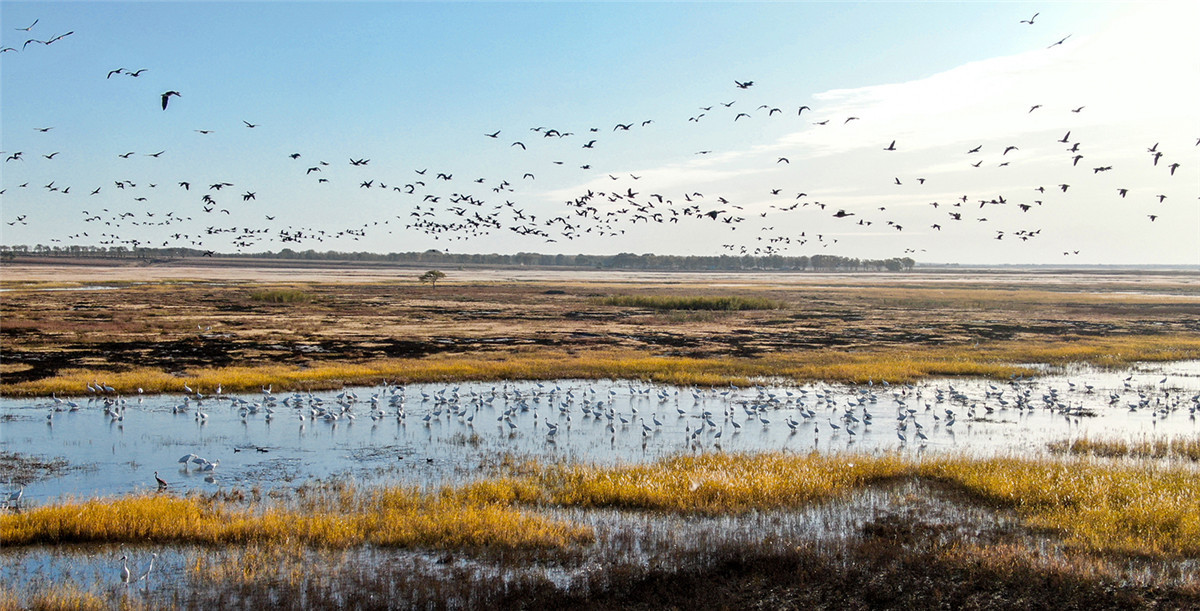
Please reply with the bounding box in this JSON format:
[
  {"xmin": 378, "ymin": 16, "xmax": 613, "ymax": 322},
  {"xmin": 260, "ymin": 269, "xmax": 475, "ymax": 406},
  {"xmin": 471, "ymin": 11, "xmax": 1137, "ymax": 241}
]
[{"xmin": 4, "ymin": 258, "xmax": 1200, "ymax": 394}]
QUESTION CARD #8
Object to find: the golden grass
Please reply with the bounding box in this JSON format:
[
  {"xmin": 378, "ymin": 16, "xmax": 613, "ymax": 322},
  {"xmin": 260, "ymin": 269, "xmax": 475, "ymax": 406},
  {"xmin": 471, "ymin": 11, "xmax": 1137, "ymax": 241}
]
[
  {"xmin": 1049, "ymin": 435, "xmax": 1200, "ymax": 462},
  {"xmin": 8, "ymin": 333, "xmax": 1199, "ymax": 397},
  {"xmin": 0, "ymin": 586, "xmax": 109, "ymax": 611},
  {"xmin": 0, "ymin": 490, "xmax": 592, "ymax": 551},
  {"xmin": 501, "ymin": 452, "xmax": 1200, "ymax": 558},
  {"xmin": 2, "ymin": 454, "xmax": 1197, "ymax": 561},
  {"xmin": 529, "ymin": 453, "xmax": 909, "ymax": 514},
  {"xmin": 919, "ymin": 457, "xmax": 1200, "ymax": 557}
]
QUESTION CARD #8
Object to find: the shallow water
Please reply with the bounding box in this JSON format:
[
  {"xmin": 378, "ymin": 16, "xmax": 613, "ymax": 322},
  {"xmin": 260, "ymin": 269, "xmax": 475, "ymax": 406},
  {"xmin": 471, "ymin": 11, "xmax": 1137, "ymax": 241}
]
[{"xmin": 2, "ymin": 361, "xmax": 1198, "ymax": 505}]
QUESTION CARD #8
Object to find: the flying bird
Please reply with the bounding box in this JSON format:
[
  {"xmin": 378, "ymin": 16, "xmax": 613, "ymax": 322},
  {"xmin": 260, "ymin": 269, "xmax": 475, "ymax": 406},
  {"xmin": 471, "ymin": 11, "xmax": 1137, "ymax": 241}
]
[
  {"xmin": 734, "ymin": 80, "xmax": 754, "ymax": 89},
  {"xmin": 1020, "ymin": 12, "xmax": 1039, "ymax": 24},
  {"xmin": 243, "ymin": 120, "xmax": 258, "ymax": 128},
  {"xmin": 883, "ymin": 140, "xmax": 896, "ymax": 151},
  {"xmin": 160, "ymin": 91, "xmax": 181, "ymax": 110},
  {"xmin": 1048, "ymin": 34, "xmax": 1072, "ymax": 48},
  {"xmin": 15, "ymin": 19, "xmax": 38, "ymax": 31}
]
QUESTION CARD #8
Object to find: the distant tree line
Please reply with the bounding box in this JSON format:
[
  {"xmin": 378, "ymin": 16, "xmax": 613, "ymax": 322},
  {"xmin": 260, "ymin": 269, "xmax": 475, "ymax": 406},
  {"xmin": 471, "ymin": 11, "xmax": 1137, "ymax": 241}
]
[{"xmin": 0, "ymin": 244, "xmax": 915, "ymax": 272}]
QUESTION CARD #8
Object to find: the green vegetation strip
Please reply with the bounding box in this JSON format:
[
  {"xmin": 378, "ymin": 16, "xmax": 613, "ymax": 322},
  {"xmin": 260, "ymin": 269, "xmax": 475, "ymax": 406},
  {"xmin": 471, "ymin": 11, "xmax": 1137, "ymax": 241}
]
[{"xmin": 4, "ymin": 452, "xmax": 1198, "ymax": 558}]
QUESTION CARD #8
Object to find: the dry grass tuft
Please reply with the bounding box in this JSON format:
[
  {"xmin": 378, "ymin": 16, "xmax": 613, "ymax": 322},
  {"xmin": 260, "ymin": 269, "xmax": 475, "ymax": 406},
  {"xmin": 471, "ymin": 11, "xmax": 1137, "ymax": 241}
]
[
  {"xmin": 920, "ymin": 457, "xmax": 1200, "ymax": 558},
  {"xmin": 1049, "ymin": 436, "xmax": 1200, "ymax": 462},
  {"xmin": 0, "ymin": 490, "xmax": 591, "ymax": 551}
]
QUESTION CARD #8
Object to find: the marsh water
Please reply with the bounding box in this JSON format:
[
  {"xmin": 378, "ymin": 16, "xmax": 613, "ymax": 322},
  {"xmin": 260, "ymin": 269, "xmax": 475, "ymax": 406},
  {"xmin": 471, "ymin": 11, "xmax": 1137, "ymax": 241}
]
[{"xmin": 3, "ymin": 361, "xmax": 1198, "ymax": 505}]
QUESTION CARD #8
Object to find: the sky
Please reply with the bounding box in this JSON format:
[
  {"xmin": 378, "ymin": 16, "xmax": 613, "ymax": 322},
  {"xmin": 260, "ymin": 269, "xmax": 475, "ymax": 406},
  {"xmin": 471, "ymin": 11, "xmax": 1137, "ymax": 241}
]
[{"xmin": 1, "ymin": 1, "xmax": 1197, "ymax": 265}]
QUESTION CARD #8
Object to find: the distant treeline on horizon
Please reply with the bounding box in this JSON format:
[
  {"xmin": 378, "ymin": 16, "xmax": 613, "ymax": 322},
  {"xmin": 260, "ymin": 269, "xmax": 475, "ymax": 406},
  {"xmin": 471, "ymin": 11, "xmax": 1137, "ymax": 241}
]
[{"xmin": 0, "ymin": 244, "xmax": 916, "ymax": 272}]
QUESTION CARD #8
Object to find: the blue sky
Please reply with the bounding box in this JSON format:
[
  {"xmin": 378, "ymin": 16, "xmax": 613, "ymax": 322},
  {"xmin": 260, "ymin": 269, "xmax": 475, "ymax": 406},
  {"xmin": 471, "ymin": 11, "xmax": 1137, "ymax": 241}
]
[{"xmin": 2, "ymin": 2, "xmax": 1196, "ymax": 264}]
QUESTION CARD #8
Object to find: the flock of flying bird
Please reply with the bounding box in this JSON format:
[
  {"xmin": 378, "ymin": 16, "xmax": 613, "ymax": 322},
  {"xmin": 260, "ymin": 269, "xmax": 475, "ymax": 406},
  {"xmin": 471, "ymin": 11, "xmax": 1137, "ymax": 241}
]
[{"xmin": 1, "ymin": 13, "xmax": 1195, "ymax": 258}]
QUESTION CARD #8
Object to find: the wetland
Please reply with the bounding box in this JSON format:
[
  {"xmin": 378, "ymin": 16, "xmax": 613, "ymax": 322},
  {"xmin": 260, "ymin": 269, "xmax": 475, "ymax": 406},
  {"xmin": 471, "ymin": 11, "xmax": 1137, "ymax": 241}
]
[{"xmin": 2, "ymin": 260, "xmax": 1200, "ymax": 609}]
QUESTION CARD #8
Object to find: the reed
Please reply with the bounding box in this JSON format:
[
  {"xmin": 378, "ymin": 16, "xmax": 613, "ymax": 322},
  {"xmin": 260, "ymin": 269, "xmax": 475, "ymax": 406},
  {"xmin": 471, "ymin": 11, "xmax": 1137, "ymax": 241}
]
[
  {"xmin": 919, "ymin": 457, "xmax": 1200, "ymax": 557},
  {"xmin": 8, "ymin": 332, "xmax": 1200, "ymax": 397},
  {"xmin": 1048, "ymin": 435, "xmax": 1200, "ymax": 461},
  {"xmin": 531, "ymin": 452, "xmax": 910, "ymax": 514},
  {"xmin": 0, "ymin": 586, "xmax": 108, "ymax": 611},
  {"xmin": 0, "ymin": 491, "xmax": 591, "ymax": 551}
]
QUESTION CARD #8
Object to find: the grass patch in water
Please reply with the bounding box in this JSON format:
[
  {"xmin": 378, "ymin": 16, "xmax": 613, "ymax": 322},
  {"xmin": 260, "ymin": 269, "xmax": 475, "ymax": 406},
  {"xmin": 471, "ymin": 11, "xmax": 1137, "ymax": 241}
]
[
  {"xmin": 0, "ymin": 585, "xmax": 108, "ymax": 611},
  {"xmin": 5, "ymin": 453, "xmax": 1196, "ymax": 558},
  {"xmin": 1048, "ymin": 435, "xmax": 1200, "ymax": 462},
  {"xmin": 0, "ymin": 489, "xmax": 591, "ymax": 550},
  {"xmin": 919, "ymin": 456, "xmax": 1200, "ymax": 558}
]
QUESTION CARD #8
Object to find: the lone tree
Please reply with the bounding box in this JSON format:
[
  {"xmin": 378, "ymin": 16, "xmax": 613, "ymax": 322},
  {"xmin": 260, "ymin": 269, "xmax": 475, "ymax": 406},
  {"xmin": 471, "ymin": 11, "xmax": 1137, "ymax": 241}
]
[{"xmin": 418, "ymin": 269, "xmax": 446, "ymax": 288}]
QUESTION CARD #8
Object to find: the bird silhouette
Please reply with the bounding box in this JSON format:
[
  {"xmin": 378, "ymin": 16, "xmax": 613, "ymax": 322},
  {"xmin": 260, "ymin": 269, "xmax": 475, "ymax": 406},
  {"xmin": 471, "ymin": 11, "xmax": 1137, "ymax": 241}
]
[
  {"xmin": 160, "ymin": 91, "xmax": 181, "ymax": 110},
  {"xmin": 1048, "ymin": 34, "xmax": 1071, "ymax": 48}
]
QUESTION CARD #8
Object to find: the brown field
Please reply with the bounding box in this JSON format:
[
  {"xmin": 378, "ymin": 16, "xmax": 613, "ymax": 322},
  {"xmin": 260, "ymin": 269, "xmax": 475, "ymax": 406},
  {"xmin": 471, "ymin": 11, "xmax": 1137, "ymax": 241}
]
[{"xmin": 3, "ymin": 258, "xmax": 1200, "ymax": 395}]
